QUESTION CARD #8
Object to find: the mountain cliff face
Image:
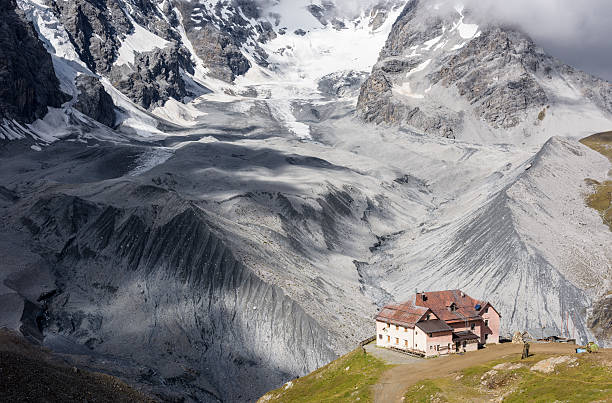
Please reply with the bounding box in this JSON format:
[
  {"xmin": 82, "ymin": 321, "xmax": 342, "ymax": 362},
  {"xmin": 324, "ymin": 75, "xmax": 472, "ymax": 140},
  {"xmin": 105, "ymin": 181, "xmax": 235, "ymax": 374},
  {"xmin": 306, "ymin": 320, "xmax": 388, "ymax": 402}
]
[
  {"xmin": 0, "ymin": 0, "xmax": 67, "ymax": 123},
  {"xmin": 357, "ymin": 0, "xmax": 612, "ymax": 142},
  {"xmin": 74, "ymin": 75, "xmax": 116, "ymax": 127},
  {"xmin": 1, "ymin": 0, "xmax": 611, "ymax": 402}
]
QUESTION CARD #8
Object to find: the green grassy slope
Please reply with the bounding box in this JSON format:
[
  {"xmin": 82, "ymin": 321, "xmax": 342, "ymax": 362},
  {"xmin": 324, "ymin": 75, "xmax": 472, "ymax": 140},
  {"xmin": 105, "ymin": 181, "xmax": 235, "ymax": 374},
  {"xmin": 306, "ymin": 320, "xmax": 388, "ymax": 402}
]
[
  {"xmin": 404, "ymin": 351, "xmax": 612, "ymax": 403},
  {"xmin": 258, "ymin": 348, "xmax": 390, "ymax": 403},
  {"xmin": 581, "ymin": 131, "xmax": 612, "ymax": 231}
]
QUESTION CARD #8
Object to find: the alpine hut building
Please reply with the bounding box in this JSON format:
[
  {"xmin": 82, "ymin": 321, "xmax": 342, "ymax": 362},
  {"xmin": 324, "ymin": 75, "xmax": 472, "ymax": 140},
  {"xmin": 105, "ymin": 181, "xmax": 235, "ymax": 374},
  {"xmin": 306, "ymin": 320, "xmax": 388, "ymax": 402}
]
[{"xmin": 375, "ymin": 290, "xmax": 501, "ymax": 357}]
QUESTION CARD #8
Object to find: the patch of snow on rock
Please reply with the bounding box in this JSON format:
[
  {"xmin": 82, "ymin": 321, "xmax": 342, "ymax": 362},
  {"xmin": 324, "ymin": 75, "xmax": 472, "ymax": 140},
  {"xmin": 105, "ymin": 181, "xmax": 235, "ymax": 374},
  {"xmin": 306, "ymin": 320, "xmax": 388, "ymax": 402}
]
[{"xmin": 115, "ymin": 20, "xmax": 170, "ymax": 67}]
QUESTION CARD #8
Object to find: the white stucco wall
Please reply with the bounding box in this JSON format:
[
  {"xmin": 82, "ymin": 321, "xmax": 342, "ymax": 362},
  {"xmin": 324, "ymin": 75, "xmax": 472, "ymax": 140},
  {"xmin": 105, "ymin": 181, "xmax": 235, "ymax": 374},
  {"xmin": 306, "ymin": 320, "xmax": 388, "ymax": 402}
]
[
  {"xmin": 376, "ymin": 321, "xmax": 419, "ymax": 351},
  {"xmin": 376, "ymin": 321, "xmax": 455, "ymax": 355},
  {"xmin": 414, "ymin": 326, "xmax": 427, "ymax": 352}
]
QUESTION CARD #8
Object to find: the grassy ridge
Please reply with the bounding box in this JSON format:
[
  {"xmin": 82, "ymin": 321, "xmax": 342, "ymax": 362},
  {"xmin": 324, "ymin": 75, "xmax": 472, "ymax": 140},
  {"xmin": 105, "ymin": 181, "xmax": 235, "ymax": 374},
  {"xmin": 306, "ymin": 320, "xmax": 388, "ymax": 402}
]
[
  {"xmin": 404, "ymin": 352, "xmax": 612, "ymax": 403},
  {"xmin": 258, "ymin": 348, "xmax": 389, "ymax": 403},
  {"xmin": 580, "ymin": 131, "xmax": 612, "ymax": 231}
]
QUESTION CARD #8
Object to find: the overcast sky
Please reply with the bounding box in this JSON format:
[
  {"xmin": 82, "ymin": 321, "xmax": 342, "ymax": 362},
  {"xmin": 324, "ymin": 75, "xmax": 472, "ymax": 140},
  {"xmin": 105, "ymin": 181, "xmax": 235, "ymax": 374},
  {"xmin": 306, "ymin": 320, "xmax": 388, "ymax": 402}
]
[{"xmin": 459, "ymin": 0, "xmax": 612, "ymax": 81}]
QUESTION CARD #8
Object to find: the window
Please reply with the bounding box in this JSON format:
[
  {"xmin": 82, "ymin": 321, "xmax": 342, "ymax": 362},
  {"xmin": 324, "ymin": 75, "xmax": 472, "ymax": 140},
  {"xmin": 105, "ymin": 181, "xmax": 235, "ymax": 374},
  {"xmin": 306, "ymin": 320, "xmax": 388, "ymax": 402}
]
[
  {"xmin": 485, "ymin": 334, "xmax": 489, "ymax": 340},
  {"xmin": 378, "ymin": 334, "xmax": 382, "ymax": 339},
  {"xmin": 485, "ymin": 319, "xmax": 489, "ymax": 326},
  {"xmin": 429, "ymin": 333, "xmax": 432, "ymax": 337},
  {"xmin": 462, "ymin": 341, "xmax": 467, "ymax": 347},
  {"xmin": 415, "ymin": 343, "xmax": 418, "ymax": 348},
  {"xmin": 449, "ymin": 303, "xmax": 456, "ymax": 312},
  {"xmin": 448, "ymin": 343, "xmax": 451, "ymax": 350},
  {"xmin": 426, "ymin": 313, "xmax": 431, "ymax": 320},
  {"xmin": 395, "ymin": 338, "xmax": 399, "ymax": 344},
  {"xmin": 387, "ymin": 335, "xmax": 390, "ymax": 342},
  {"xmin": 470, "ymin": 323, "xmax": 476, "ymax": 331},
  {"xmin": 387, "ymin": 323, "xmax": 390, "ymax": 328},
  {"xmin": 404, "ymin": 327, "xmax": 408, "ymax": 332},
  {"xmin": 436, "ymin": 345, "xmax": 440, "ymax": 351},
  {"xmin": 396, "ymin": 325, "xmax": 399, "ymax": 331},
  {"xmin": 485, "ymin": 307, "xmax": 489, "ymax": 314},
  {"xmin": 415, "ymin": 330, "xmax": 418, "ymax": 335},
  {"xmin": 405, "ymin": 340, "xmax": 408, "ymax": 346}
]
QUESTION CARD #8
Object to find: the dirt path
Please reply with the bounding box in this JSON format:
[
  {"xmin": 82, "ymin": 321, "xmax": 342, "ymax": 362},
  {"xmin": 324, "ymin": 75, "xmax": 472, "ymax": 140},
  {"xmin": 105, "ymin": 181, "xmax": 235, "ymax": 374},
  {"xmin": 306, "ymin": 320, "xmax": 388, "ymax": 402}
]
[{"xmin": 372, "ymin": 343, "xmax": 578, "ymax": 402}]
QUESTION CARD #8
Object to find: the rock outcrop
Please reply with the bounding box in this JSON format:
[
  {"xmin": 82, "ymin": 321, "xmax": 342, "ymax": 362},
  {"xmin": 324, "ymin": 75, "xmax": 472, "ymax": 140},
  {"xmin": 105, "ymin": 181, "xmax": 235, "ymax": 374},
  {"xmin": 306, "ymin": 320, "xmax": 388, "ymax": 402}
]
[
  {"xmin": 357, "ymin": 0, "xmax": 612, "ymax": 141},
  {"xmin": 530, "ymin": 356, "xmax": 577, "ymax": 373},
  {"xmin": 318, "ymin": 71, "xmax": 369, "ymax": 99},
  {"xmin": 49, "ymin": 0, "xmax": 131, "ymax": 74},
  {"xmin": 48, "ymin": 0, "xmax": 194, "ymax": 109},
  {"xmin": 0, "ymin": 0, "xmax": 66, "ymax": 123},
  {"xmin": 430, "ymin": 28, "xmax": 549, "ymax": 130},
  {"xmin": 49, "ymin": 0, "xmax": 177, "ymax": 74},
  {"xmin": 74, "ymin": 75, "xmax": 116, "ymax": 127},
  {"xmin": 109, "ymin": 44, "xmax": 194, "ymax": 109},
  {"xmin": 183, "ymin": 24, "xmax": 251, "ymax": 82},
  {"xmin": 175, "ymin": 1, "xmax": 264, "ymax": 82},
  {"xmin": 588, "ymin": 294, "xmax": 612, "ymax": 344}
]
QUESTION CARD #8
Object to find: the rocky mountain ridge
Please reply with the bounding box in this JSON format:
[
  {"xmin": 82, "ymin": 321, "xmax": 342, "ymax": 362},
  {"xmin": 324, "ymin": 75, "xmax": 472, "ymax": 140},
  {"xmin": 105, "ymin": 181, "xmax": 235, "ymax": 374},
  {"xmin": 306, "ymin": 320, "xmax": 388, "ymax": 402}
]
[{"xmin": 357, "ymin": 0, "xmax": 612, "ymax": 142}]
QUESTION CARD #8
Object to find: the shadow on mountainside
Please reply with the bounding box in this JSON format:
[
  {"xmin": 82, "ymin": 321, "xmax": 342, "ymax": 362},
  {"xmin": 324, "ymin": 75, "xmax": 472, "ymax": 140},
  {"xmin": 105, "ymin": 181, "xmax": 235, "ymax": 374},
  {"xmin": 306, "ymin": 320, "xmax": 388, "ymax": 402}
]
[{"xmin": 0, "ymin": 328, "xmax": 156, "ymax": 402}]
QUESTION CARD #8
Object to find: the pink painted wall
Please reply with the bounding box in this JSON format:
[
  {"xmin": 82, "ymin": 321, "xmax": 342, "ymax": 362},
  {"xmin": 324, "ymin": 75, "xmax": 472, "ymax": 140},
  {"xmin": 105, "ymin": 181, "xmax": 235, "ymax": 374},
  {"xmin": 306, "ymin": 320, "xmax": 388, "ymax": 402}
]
[
  {"xmin": 481, "ymin": 306, "xmax": 501, "ymax": 344},
  {"xmin": 424, "ymin": 332, "xmax": 453, "ymax": 357}
]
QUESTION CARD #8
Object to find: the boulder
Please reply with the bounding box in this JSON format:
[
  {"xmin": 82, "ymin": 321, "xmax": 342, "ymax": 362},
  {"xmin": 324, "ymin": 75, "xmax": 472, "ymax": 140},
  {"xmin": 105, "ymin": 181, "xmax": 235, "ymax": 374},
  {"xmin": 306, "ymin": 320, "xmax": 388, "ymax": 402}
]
[
  {"xmin": 512, "ymin": 331, "xmax": 524, "ymax": 344},
  {"xmin": 530, "ymin": 356, "xmax": 577, "ymax": 373}
]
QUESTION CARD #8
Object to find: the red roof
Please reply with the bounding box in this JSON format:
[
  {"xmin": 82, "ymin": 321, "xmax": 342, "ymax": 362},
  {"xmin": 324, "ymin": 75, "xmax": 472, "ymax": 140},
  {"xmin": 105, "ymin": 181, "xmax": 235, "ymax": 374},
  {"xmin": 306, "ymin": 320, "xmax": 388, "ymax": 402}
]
[
  {"xmin": 376, "ymin": 290, "xmax": 500, "ymax": 328},
  {"xmin": 374, "ymin": 294, "xmax": 428, "ymax": 328},
  {"xmin": 414, "ymin": 290, "xmax": 485, "ymax": 322},
  {"xmin": 479, "ymin": 301, "xmax": 502, "ymax": 318}
]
